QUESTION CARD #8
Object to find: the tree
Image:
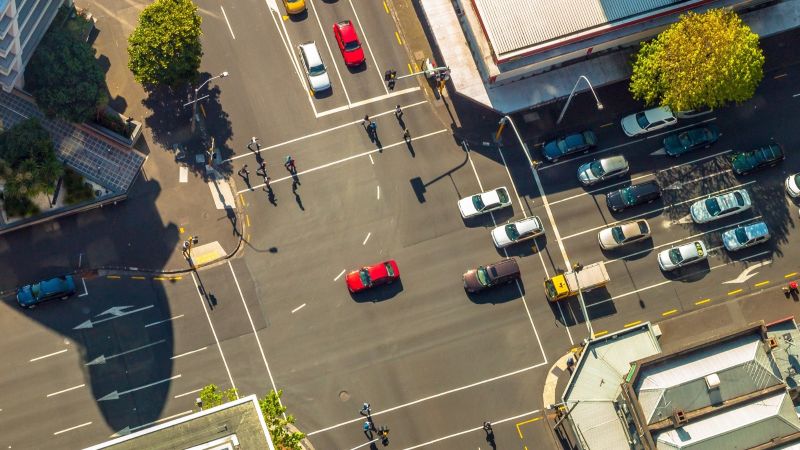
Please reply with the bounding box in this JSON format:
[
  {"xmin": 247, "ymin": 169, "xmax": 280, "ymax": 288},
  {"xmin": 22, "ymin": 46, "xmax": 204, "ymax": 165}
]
[
  {"xmin": 0, "ymin": 118, "xmax": 63, "ymax": 202},
  {"xmin": 198, "ymin": 384, "xmax": 238, "ymax": 409},
  {"xmin": 259, "ymin": 390, "xmax": 305, "ymax": 450},
  {"xmin": 25, "ymin": 26, "xmax": 108, "ymax": 123},
  {"xmin": 127, "ymin": 0, "xmax": 203, "ymax": 89},
  {"xmin": 629, "ymin": 9, "xmax": 764, "ymax": 111}
]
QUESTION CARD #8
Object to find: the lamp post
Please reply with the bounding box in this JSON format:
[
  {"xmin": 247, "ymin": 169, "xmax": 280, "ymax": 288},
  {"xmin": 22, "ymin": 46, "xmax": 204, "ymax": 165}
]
[
  {"xmin": 191, "ymin": 71, "xmax": 229, "ymax": 133},
  {"xmin": 572, "ymin": 262, "xmax": 594, "ymax": 338},
  {"xmin": 556, "ymin": 75, "xmax": 603, "ymax": 126}
]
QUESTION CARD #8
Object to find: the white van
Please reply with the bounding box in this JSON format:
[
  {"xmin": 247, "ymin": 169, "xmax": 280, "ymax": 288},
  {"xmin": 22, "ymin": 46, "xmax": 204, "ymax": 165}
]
[{"xmin": 298, "ymin": 41, "xmax": 331, "ymax": 93}]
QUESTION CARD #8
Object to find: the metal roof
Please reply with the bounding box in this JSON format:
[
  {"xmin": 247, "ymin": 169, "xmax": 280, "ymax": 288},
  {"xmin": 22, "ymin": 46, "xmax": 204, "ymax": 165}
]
[
  {"xmin": 472, "ymin": 0, "xmax": 696, "ymax": 59},
  {"xmin": 654, "ymin": 391, "xmax": 800, "ymax": 449}
]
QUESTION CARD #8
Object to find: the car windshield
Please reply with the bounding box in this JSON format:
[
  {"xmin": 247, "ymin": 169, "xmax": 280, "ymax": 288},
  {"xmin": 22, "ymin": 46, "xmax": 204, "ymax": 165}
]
[
  {"xmin": 344, "ymin": 40, "xmax": 360, "ymax": 51},
  {"xmin": 668, "ymin": 248, "xmax": 684, "ymax": 264},
  {"xmin": 497, "ymin": 189, "xmax": 509, "ymax": 203},
  {"xmin": 557, "ymin": 139, "xmax": 568, "ymax": 152},
  {"xmin": 733, "ymin": 191, "xmax": 745, "ymax": 206},
  {"xmin": 544, "ymin": 280, "xmax": 557, "ymax": 299},
  {"xmin": 635, "ymin": 112, "xmax": 650, "ymax": 129},
  {"xmin": 678, "ymin": 132, "xmax": 691, "ymax": 146},
  {"xmin": 611, "ymin": 226, "xmax": 626, "ymax": 243},
  {"xmin": 308, "ymin": 64, "xmax": 326, "ymax": 76},
  {"xmin": 476, "ymin": 267, "xmax": 490, "ymax": 286},
  {"xmin": 621, "ymin": 187, "xmax": 637, "ymax": 205},
  {"xmin": 31, "ymin": 284, "xmax": 41, "ymax": 297},
  {"xmin": 384, "ymin": 262, "xmax": 395, "ymax": 277},
  {"xmin": 358, "ymin": 269, "xmax": 371, "ymax": 286},
  {"xmin": 705, "ymin": 198, "xmax": 721, "ymax": 216},
  {"xmin": 505, "ymin": 224, "xmax": 520, "ymax": 241},
  {"xmin": 589, "ymin": 161, "xmax": 605, "ymax": 177},
  {"xmin": 795, "ymin": 174, "xmax": 800, "ymax": 186},
  {"xmin": 472, "ymin": 195, "xmax": 485, "ymax": 211},
  {"xmin": 735, "ymin": 228, "xmax": 749, "ymax": 244}
]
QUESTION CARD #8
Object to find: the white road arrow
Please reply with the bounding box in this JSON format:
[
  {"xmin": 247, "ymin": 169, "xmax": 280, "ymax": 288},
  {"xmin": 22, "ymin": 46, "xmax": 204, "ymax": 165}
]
[
  {"xmin": 97, "ymin": 306, "xmax": 134, "ymax": 317},
  {"xmin": 723, "ymin": 260, "xmax": 772, "ymax": 284},
  {"xmin": 671, "ymin": 214, "xmax": 694, "ymax": 225},
  {"xmin": 98, "ymin": 374, "xmax": 181, "ymax": 401},
  {"xmin": 74, "ymin": 305, "xmax": 154, "ymax": 330},
  {"xmin": 85, "ymin": 340, "xmax": 166, "ymax": 366},
  {"xmin": 650, "ymin": 148, "xmax": 667, "ymax": 156}
]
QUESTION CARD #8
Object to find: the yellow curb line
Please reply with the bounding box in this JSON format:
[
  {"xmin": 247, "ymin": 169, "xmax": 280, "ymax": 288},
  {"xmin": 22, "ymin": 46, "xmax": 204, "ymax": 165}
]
[
  {"xmin": 624, "ymin": 321, "xmax": 641, "ymax": 328},
  {"xmin": 153, "ymin": 276, "xmax": 167, "ymax": 281},
  {"xmin": 106, "ymin": 275, "xmax": 120, "ymax": 279},
  {"xmin": 695, "ymin": 298, "xmax": 711, "ymax": 305},
  {"xmin": 394, "ymin": 31, "xmax": 402, "ymax": 45},
  {"xmin": 131, "ymin": 276, "xmax": 146, "ymax": 280},
  {"xmin": 662, "ymin": 309, "xmax": 678, "ymax": 316},
  {"xmin": 785, "ymin": 272, "xmax": 798, "ymax": 279},
  {"xmin": 383, "ymin": 1, "xmax": 389, "ymax": 13},
  {"xmin": 593, "ymin": 330, "xmax": 608, "ymax": 337}
]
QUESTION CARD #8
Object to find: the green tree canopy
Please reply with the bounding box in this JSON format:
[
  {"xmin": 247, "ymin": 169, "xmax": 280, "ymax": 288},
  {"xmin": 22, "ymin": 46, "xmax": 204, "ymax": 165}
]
[
  {"xmin": 259, "ymin": 389, "xmax": 305, "ymax": 450},
  {"xmin": 127, "ymin": 0, "xmax": 203, "ymax": 88},
  {"xmin": 629, "ymin": 9, "xmax": 764, "ymax": 111},
  {"xmin": 0, "ymin": 118, "xmax": 63, "ymax": 200},
  {"xmin": 198, "ymin": 384, "xmax": 238, "ymax": 408},
  {"xmin": 26, "ymin": 25, "xmax": 108, "ymax": 123}
]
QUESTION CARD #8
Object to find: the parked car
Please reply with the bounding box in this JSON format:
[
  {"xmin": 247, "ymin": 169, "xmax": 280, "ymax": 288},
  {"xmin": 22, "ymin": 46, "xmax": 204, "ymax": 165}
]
[
  {"xmin": 786, "ymin": 173, "xmax": 800, "ymax": 197},
  {"xmin": 597, "ymin": 219, "xmax": 651, "ymax": 250},
  {"xmin": 606, "ymin": 181, "xmax": 662, "ymax": 212},
  {"xmin": 541, "ymin": 131, "xmax": 597, "ymax": 162},
  {"xmin": 662, "ymin": 125, "xmax": 720, "ymax": 156},
  {"xmin": 491, "ymin": 216, "xmax": 544, "ymax": 248},
  {"xmin": 577, "ymin": 155, "xmax": 629, "ymax": 186},
  {"xmin": 675, "ymin": 106, "xmax": 714, "ymax": 119},
  {"xmin": 463, "ymin": 258, "xmax": 520, "ymax": 293},
  {"xmin": 298, "ymin": 41, "xmax": 331, "ymax": 93},
  {"xmin": 722, "ymin": 221, "xmax": 770, "ymax": 251},
  {"xmin": 17, "ymin": 275, "xmax": 77, "ymax": 308},
  {"xmin": 730, "ymin": 143, "xmax": 784, "ymax": 175},
  {"xmin": 657, "ymin": 241, "xmax": 708, "ymax": 271},
  {"xmin": 282, "ymin": 0, "xmax": 306, "ymax": 15},
  {"xmin": 333, "ymin": 20, "xmax": 365, "ymax": 66},
  {"xmin": 346, "ymin": 260, "xmax": 400, "ymax": 293},
  {"xmin": 689, "ymin": 189, "xmax": 751, "ymax": 224},
  {"xmin": 458, "ymin": 187, "xmax": 511, "ymax": 219},
  {"xmin": 621, "ymin": 106, "xmax": 677, "ymax": 137}
]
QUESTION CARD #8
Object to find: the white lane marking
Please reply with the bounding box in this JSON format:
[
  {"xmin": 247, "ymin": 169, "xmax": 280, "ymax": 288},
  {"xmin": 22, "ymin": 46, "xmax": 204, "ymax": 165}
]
[
  {"xmin": 238, "ymin": 129, "xmax": 449, "ymax": 194},
  {"xmin": 78, "ymin": 253, "xmax": 82, "ymax": 268},
  {"xmin": 550, "ymin": 173, "xmax": 653, "ymax": 206},
  {"xmin": 30, "ymin": 349, "xmax": 67, "ymax": 362},
  {"xmin": 347, "ymin": 0, "xmax": 388, "ymax": 94},
  {"xmin": 334, "ymin": 269, "xmax": 346, "ymax": 281},
  {"xmin": 144, "ymin": 314, "xmax": 185, "ymax": 328},
  {"xmin": 54, "ymin": 421, "xmax": 92, "ymax": 435},
  {"xmin": 722, "ymin": 259, "xmax": 772, "ymax": 284},
  {"xmin": 170, "ymin": 347, "xmax": 207, "ymax": 360},
  {"xmin": 228, "ymin": 261, "xmax": 279, "ymax": 399},
  {"xmin": 793, "ymin": 93, "xmax": 800, "ymax": 98},
  {"xmin": 174, "ymin": 388, "xmax": 202, "ymax": 399},
  {"xmin": 464, "ymin": 144, "xmax": 484, "ymax": 191},
  {"xmin": 307, "ymin": 361, "xmax": 548, "ymax": 436},
  {"xmin": 79, "ymin": 277, "xmax": 88, "ymax": 297},
  {"xmin": 191, "ymin": 271, "xmax": 237, "ymax": 394},
  {"xmin": 127, "ymin": 410, "xmax": 193, "ymax": 433},
  {"xmin": 314, "ymin": 87, "xmax": 422, "ymax": 118},
  {"xmin": 291, "ymin": 303, "xmax": 306, "ymax": 314},
  {"xmin": 220, "ymin": 6, "xmax": 235, "ymax": 39},
  {"xmin": 376, "ymin": 185, "xmax": 380, "ymax": 199},
  {"xmin": 538, "ymin": 117, "xmax": 718, "ymax": 171},
  {"xmin": 98, "ymin": 375, "xmax": 182, "ymax": 402},
  {"xmin": 560, "ymin": 180, "xmax": 757, "ymax": 241},
  {"xmin": 403, "ymin": 409, "xmax": 541, "ymax": 450},
  {"xmin": 548, "ymin": 149, "xmax": 733, "ymax": 206},
  {"xmin": 307, "ymin": 0, "xmax": 351, "ymax": 105},
  {"xmin": 87, "ymin": 340, "xmax": 167, "ymax": 366},
  {"xmin": 225, "ymin": 99, "xmax": 427, "ymax": 162},
  {"xmin": 368, "ymin": 154, "xmax": 374, "ymax": 165},
  {"xmin": 362, "ymin": 232, "xmax": 371, "ymax": 245},
  {"xmin": 47, "ymin": 384, "xmax": 85, "ymax": 398},
  {"xmin": 605, "ymin": 216, "xmax": 763, "ymax": 264}
]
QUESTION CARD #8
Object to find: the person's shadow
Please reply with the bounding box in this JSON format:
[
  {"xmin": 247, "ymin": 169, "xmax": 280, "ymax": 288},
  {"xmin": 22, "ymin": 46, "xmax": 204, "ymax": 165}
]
[
  {"xmin": 397, "ymin": 116, "xmax": 406, "ymax": 129},
  {"xmin": 264, "ymin": 185, "xmax": 277, "ymax": 206},
  {"xmin": 405, "ymin": 138, "xmax": 415, "ymax": 157},
  {"xmin": 241, "ymin": 175, "xmax": 252, "ymax": 190},
  {"xmin": 293, "ymin": 180, "xmax": 305, "ymax": 211}
]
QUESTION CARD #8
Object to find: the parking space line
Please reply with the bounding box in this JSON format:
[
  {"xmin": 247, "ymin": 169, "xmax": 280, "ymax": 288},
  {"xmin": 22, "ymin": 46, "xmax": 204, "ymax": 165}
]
[
  {"xmin": 662, "ymin": 309, "xmax": 678, "ymax": 316},
  {"xmin": 624, "ymin": 320, "xmax": 642, "ymax": 328},
  {"xmin": 191, "ymin": 271, "xmax": 238, "ymax": 395},
  {"xmin": 170, "ymin": 347, "xmax": 207, "ymax": 360},
  {"xmin": 334, "ymin": 269, "xmax": 346, "ymax": 281},
  {"xmin": 174, "ymin": 388, "xmax": 202, "ymax": 399},
  {"xmin": 600, "ymin": 122, "xmax": 614, "ymax": 128},
  {"xmin": 376, "ymin": 185, "xmax": 380, "ymax": 199},
  {"xmin": 220, "ymin": 6, "xmax": 235, "ymax": 40},
  {"xmin": 47, "ymin": 384, "xmax": 85, "ymax": 398},
  {"xmin": 775, "ymin": 73, "xmax": 788, "ymax": 79},
  {"xmin": 695, "ymin": 298, "xmax": 711, "ymax": 305},
  {"xmin": 362, "ymin": 232, "xmax": 371, "ymax": 245},
  {"xmin": 755, "ymin": 280, "xmax": 770, "ymax": 287},
  {"xmin": 53, "ymin": 421, "xmax": 92, "ymax": 435},
  {"xmin": 79, "ymin": 277, "xmax": 88, "ymax": 297},
  {"xmin": 728, "ymin": 288, "xmax": 743, "ymax": 296},
  {"xmin": 30, "ymin": 349, "xmax": 68, "ymax": 362},
  {"xmin": 785, "ymin": 272, "xmax": 798, "ymax": 278},
  {"xmin": 291, "ymin": 303, "xmax": 306, "ymax": 314}
]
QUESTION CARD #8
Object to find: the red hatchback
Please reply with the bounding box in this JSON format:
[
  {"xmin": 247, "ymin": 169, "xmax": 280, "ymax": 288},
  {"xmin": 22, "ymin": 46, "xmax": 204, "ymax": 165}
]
[
  {"xmin": 333, "ymin": 20, "xmax": 365, "ymax": 66},
  {"xmin": 346, "ymin": 260, "xmax": 399, "ymax": 293}
]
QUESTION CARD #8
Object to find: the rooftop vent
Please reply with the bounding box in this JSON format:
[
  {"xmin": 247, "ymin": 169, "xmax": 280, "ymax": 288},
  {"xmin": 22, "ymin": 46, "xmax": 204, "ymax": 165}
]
[
  {"xmin": 672, "ymin": 409, "xmax": 688, "ymax": 426},
  {"xmin": 768, "ymin": 337, "xmax": 779, "ymax": 350},
  {"xmin": 705, "ymin": 373, "xmax": 721, "ymax": 390}
]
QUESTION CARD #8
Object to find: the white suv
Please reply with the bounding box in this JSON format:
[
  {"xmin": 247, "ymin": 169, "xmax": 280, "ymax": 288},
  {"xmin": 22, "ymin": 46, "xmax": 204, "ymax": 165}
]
[{"xmin": 298, "ymin": 41, "xmax": 331, "ymax": 93}]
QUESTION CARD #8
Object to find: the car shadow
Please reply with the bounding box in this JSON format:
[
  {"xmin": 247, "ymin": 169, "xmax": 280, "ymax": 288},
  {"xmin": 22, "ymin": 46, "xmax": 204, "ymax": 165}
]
[
  {"xmin": 313, "ymin": 87, "xmax": 334, "ymax": 99},
  {"xmin": 350, "ymin": 280, "xmax": 404, "ymax": 303},
  {"xmin": 347, "ymin": 62, "xmax": 367, "ymax": 74},
  {"xmin": 660, "ymin": 260, "xmax": 711, "ymax": 282},
  {"xmin": 607, "ymin": 198, "xmax": 665, "ymax": 221},
  {"xmin": 499, "ymin": 235, "xmax": 547, "ymax": 258},
  {"xmin": 465, "ymin": 280, "xmax": 525, "ymax": 304},
  {"xmin": 551, "ymin": 289, "xmax": 616, "ymax": 326},
  {"xmin": 288, "ymin": 11, "xmax": 308, "ymax": 21},
  {"xmin": 461, "ymin": 208, "xmax": 514, "ymax": 228},
  {"xmin": 600, "ymin": 240, "xmax": 654, "ymax": 261}
]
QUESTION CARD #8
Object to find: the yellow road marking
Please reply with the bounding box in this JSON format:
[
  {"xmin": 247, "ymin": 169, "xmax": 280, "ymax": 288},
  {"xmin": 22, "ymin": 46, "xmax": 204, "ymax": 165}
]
[
  {"xmin": 785, "ymin": 272, "xmax": 798, "ymax": 279},
  {"xmin": 413, "ymin": 63, "xmax": 420, "ymax": 72},
  {"xmin": 282, "ymin": 15, "xmax": 289, "ymax": 21},
  {"xmin": 407, "ymin": 63, "xmax": 412, "ymax": 74},
  {"xmin": 728, "ymin": 288, "xmax": 743, "ymax": 296},
  {"xmin": 246, "ymin": 233, "xmax": 251, "ymax": 242},
  {"xmin": 106, "ymin": 275, "xmax": 120, "ymax": 279},
  {"xmin": 755, "ymin": 280, "xmax": 770, "ymax": 287},
  {"xmin": 394, "ymin": 31, "xmax": 402, "ymax": 45},
  {"xmin": 179, "ymin": 227, "xmax": 185, "ymax": 234},
  {"xmin": 515, "ymin": 416, "xmax": 542, "ymax": 439},
  {"xmin": 383, "ymin": 1, "xmax": 389, "ymax": 13},
  {"xmin": 246, "ymin": 214, "xmax": 250, "ymax": 227},
  {"xmin": 131, "ymin": 276, "xmax": 146, "ymax": 280},
  {"xmin": 238, "ymin": 193, "xmax": 244, "ymax": 205},
  {"xmin": 192, "ymin": 251, "xmax": 221, "ymax": 266},
  {"xmin": 624, "ymin": 321, "xmax": 642, "ymax": 328},
  {"xmin": 593, "ymin": 330, "xmax": 608, "ymax": 337},
  {"xmin": 153, "ymin": 276, "xmax": 167, "ymax": 281},
  {"xmin": 662, "ymin": 309, "xmax": 678, "ymax": 316},
  {"xmin": 695, "ymin": 298, "xmax": 711, "ymax": 305}
]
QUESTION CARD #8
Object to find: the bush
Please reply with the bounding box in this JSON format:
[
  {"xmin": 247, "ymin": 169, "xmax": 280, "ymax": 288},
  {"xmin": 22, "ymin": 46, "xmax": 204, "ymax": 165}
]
[
  {"xmin": 63, "ymin": 168, "xmax": 95, "ymax": 204},
  {"xmin": 94, "ymin": 109, "xmax": 133, "ymax": 138},
  {"xmin": 3, "ymin": 195, "xmax": 40, "ymax": 218}
]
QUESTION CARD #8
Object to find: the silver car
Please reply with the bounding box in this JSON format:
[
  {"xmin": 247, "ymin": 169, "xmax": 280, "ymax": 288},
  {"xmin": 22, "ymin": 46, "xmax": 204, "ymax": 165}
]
[
  {"xmin": 621, "ymin": 106, "xmax": 677, "ymax": 137},
  {"xmin": 457, "ymin": 187, "xmax": 511, "ymax": 219},
  {"xmin": 598, "ymin": 219, "xmax": 651, "ymax": 250},
  {"xmin": 491, "ymin": 216, "xmax": 544, "ymax": 248},
  {"xmin": 658, "ymin": 240, "xmax": 708, "ymax": 271},
  {"xmin": 577, "ymin": 155, "xmax": 629, "ymax": 186},
  {"xmin": 786, "ymin": 173, "xmax": 800, "ymax": 198},
  {"xmin": 689, "ymin": 189, "xmax": 751, "ymax": 224},
  {"xmin": 298, "ymin": 41, "xmax": 331, "ymax": 93},
  {"xmin": 722, "ymin": 221, "xmax": 770, "ymax": 251}
]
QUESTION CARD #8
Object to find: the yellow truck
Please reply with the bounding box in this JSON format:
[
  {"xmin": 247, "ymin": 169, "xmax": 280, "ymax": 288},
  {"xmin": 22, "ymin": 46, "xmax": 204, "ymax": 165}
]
[{"xmin": 544, "ymin": 261, "xmax": 609, "ymax": 302}]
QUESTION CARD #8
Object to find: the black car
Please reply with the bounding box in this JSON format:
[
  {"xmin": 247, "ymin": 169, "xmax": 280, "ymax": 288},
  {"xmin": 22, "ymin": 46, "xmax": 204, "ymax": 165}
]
[
  {"xmin": 731, "ymin": 143, "xmax": 785, "ymax": 175},
  {"xmin": 606, "ymin": 180, "xmax": 662, "ymax": 212}
]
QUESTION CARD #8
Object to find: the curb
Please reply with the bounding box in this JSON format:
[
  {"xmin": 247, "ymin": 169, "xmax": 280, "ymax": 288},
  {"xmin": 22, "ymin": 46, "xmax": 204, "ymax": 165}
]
[{"xmin": 542, "ymin": 352, "xmax": 575, "ymax": 409}]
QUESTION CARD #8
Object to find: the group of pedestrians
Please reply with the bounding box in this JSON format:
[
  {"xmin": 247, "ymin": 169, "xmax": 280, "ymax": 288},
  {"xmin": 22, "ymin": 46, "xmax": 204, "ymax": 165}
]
[{"xmin": 363, "ymin": 104, "xmax": 412, "ymax": 145}]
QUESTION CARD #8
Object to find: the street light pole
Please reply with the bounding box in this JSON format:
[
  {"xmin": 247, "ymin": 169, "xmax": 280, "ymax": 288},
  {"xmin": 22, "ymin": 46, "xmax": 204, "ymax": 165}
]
[
  {"xmin": 556, "ymin": 75, "xmax": 604, "ymax": 126},
  {"xmin": 191, "ymin": 71, "xmax": 229, "ymax": 133}
]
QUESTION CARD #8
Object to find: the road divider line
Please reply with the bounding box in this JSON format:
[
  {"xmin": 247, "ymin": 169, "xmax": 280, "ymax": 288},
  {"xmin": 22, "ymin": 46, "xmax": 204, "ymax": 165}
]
[
  {"xmin": 174, "ymin": 388, "xmax": 202, "ymax": 399},
  {"xmin": 593, "ymin": 330, "xmax": 608, "ymax": 337},
  {"xmin": 362, "ymin": 232, "xmax": 371, "ymax": 245},
  {"xmin": 775, "ymin": 73, "xmax": 788, "ymax": 79},
  {"xmin": 106, "ymin": 275, "xmax": 120, "ymax": 279},
  {"xmin": 728, "ymin": 288, "xmax": 743, "ymax": 296},
  {"xmin": 220, "ymin": 6, "xmax": 236, "ymax": 40},
  {"xmin": 394, "ymin": 31, "xmax": 402, "ymax": 44},
  {"xmin": 145, "ymin": 315, "xmax": 184, "ymax": 328},
  {"xmin": 54, "ymin": 421, "xmax": 92, "ymax": 435},
  {"xmin": 785, "ymin": 272, "xmax": 798, "ymax": 278},
  {"xmin": 47, "ymin": 384, "xmax": 85, "ymax": 398},
  {"xmin": 383, "ymin": 1, "xmax": 389, "ymax": 13},
  {"xmin": 755, "ymin": 280, "xmax": 770, "ymax": 287},
  {"xmin": 624, "ymin": 320, "xmax": 642, "ymax": 328},
  {"xmin": 292, "ymin": 303, "xmax": 306, "ymax": 314},
  {"xmin": 662, "ymin": 309, "xmax": 678, "ymax": 317},
  {"xmin": 793, "ymin": 93, "xmax": 800, "ymax": 98},
  {"xmin": 334, "ymin": 269, "xmax": 346, "ymax": 281},
  {"xmin": 191, "ymin": 271, "xmax": 237, "ymax": 395},
  {"xmin": 376, "ymin": 185, "xmax": 380, "ymax": 199},
  {"xmin": 30, "ymin": 349, "xmax": 68, "ymax": 362},
  {"xmin": 170, "ymin": 347, "xmax": 207, "ymax": 360},
  {"xmin": 695, "ymin": 298, "xmax": 711, "ymax": 305},
  {"xmin": 131, "ymin": 276, "xmax": 145, "ymax": 280}
]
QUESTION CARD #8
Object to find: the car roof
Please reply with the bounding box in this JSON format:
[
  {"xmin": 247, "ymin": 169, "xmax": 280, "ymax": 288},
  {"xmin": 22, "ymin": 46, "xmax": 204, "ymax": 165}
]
[
  {"xmin": 487, "ymin": 258, "xmax": 519, "ymax": 276},
  {"xmin": 619, "ymin": 220, "xmax": 646, "ymax": 235},
  {"xmin": 299, "ymin": 41, "xmax": 323, "ymax": 66},
  {"xmin": 513, "ymin": 216, "xmax": 542, "ymax": 233},
  {"xmin": 644, "ymin": 106, "xmax": 674, "ymax": 122},
  {"xmin": 714, "ymin": 189, "xmax": 748, "ymax": 206},
  {"xmin": 679, "ymin": 241, "xmax": 702, "ymax": 258},
  {"xmin": 743, "ymin": 221, "xmax": 769, "ymax": 237},
  {"xmin": 601, "ymin": 155, "xmax": 628, "ymax": 170},
  {"xmin": 629, "ymin": 180, "xmax": 660, "ymax": 194}
]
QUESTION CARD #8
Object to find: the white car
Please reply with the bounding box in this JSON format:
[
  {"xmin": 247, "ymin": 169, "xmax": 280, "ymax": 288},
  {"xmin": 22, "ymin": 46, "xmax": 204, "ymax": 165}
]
[
  {"xmin": 621, "ymin": 106, "xmax": 677, "ymax": 137},
  {"xmin": 722, "ymin": 221, "xmax": 770, "ymax": 252},
  {"xmin": 658, "ymin": 240, "xmax": 708, "ymax": 271},
  {"xmin": 689, "ymin": 189, "xmax": 751, "ymax": 224},
  {"xmin": 786, "ymin": 173, "xmax": 800, "ymax": 197},
  {"xmin": 491, "ymin": 216, "xmax": 544, "ymax": 248},
  {"xmin": 577, "ymin": 155, "xmax": 629, "ymax": 186},
  {"xmin": 458, "ymin": 187, "xmax": 511, "ymax": 219},
  {"xmin": 597, "ymin": 219, "xmax": 651, "ymax": 250},
  {"xmin": 298, "ymin": 41, "xmax": 331, "ymax": 93}
]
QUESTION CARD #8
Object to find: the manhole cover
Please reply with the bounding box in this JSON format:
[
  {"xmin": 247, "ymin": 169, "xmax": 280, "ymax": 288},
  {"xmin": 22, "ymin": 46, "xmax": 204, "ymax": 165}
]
[{"xmin": 339, "ymin": 390, "xmax": 350, "ymax": 402}]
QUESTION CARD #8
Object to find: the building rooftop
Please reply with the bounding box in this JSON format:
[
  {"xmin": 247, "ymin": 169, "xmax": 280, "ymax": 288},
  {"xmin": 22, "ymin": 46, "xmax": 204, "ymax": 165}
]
[
  {"xmin": 767, "ymin": 316, "xmax": 800, "ymax": 389},
  {"xmin": 84, "ymin": 395, "xmax": 275, "ymax": 450}
]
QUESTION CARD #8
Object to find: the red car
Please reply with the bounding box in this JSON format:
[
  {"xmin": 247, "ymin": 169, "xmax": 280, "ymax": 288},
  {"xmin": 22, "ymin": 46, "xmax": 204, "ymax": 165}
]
[
  {"xmin": 333, "ymin": 20, "xmax": 365, "ymax": 66},
  {"xmin": 346, "ymin": 260, "xmax": 399, "ymax": 293}
]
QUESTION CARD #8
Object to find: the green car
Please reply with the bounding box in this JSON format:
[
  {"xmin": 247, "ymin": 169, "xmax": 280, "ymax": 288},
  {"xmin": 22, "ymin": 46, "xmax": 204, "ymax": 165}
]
[
  {"xmin": 731, "ymin": 143, "xmax": 784, "ymax": 175},
  {"xmin": 662, "ymin": 125, "xmax": 719, "ymax": 156}
]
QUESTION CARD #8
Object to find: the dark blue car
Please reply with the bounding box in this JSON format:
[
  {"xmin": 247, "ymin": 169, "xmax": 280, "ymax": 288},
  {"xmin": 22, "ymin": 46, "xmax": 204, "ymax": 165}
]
[
  {"xmin": 17, "ymin": 275, "xmax": 76, "ymax": 308},
  {"xmin": 542, "ymin": 131, "xmax": 597, "ymax": 162}
]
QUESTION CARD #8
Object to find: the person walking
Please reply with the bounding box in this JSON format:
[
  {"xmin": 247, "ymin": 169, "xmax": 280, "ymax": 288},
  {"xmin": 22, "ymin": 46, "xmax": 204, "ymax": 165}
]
[
  {"xmin": 368, "ymin": 121, "xmax": 377, "ymax": 135},
  {"xmin": 403, "ymin": 128, "xmax": 411, "ymax": 143},
  {"xmin": 395, "ymin": 104, "xmax": 403, "ymax": 119},
  {"xmin": 360, "ymin": 403, "xmax": 371, "ymax": 417},
  {"xmin": 363, "ymin": 420, "xmax": 373, "ymax": 439},
  {"xmin": 284, "ymin": 155, "xmax": 296, "ymax": 173},
  {"xmin": 362, "ymin": 115, "xmax": 370, "ymax": 128},
  {"xmin": 237, "ymin": 165, "xmax": 250, "ymax": 180}
]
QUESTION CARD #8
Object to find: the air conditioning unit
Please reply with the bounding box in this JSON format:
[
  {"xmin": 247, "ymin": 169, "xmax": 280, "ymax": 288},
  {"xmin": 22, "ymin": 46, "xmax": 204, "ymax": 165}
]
[{"xmin": 705, "ymin": 373, "xmax": 721, "ymax": 390}]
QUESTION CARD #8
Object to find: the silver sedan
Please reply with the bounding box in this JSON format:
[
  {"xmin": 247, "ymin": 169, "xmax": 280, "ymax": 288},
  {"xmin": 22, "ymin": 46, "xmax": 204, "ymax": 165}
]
[
  {"xmin": 598, "ymin": 220, "xmax": 651, "ymax": 250},
  {"xmin": 491, "ymin": 216, "xmax": 544, "ymax": 248}
]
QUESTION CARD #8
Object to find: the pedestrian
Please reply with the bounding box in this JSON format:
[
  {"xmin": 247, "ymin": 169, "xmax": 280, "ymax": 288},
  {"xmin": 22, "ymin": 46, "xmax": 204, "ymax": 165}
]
[
  {"xmin": 238, "ymin": 165, "xmax": 250, "ymax": 180},
  {"xmin": 368, "ymin": 121, "xmax": 377, "ymax": 134},
  {"xmin": 362, "ymin": 115, "xmax": 370, "ymax": 128},
  {"xmin": 360, "ymin": 402, "xmax": 371, "ymax": 416},
  {"xmin": 284, "ymin": 155, "xmax": 296, "ymax": 173},
  {"xmin": 403, "ymin": 128, "xmax": 411, "ymax": 143},
  {"xmin": 483, "ymin": 421, "xmax": 493, "ymax": 433},
  {"xmin": 249, "ymin": 136, "xmax": 260, "ymax": 150},
  {"xmin": 363, "ymin": 420, "xmax": 373, "ymax": 439},
  {"xmin": 395, "ymin": 104, "xmax": 403, "ymax": 119}
]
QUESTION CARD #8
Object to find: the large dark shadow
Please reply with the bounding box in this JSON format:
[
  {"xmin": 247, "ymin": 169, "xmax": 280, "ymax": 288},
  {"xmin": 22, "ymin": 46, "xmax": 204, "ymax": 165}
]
[{"xmin": 350, "ymin": 280, "xmax": 404, "ymax": 303}]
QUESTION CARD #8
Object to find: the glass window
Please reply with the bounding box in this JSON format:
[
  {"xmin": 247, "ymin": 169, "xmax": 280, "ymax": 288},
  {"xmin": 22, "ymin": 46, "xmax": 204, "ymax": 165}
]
[
  {"xmin": 384, "ymin": 263, "xmax": 395, "ymax": 277},
  {"xmin": 476, "ymin": 267, "xmax": 490, "ymax": 286},
  {"xmin": 471, "ymin": 195, "xmax": 485, "ymax": 211},
  {"xmin": 497, "ymin": 189, "xmax": 509, "ymax": 203},
  {"xmin": 733, "ymin": 191, "xmax": 745, "ymax": 206},
  {"xmin": 308, "ymin": 64, "xmax": 326, "ymax": 76},
  {"xmin": 621, "ymin": 188, "xmax": 637, "ymax": 205},
  {"xmin": 735, "ymin": 227, "xmax": 749, "ymax": 245},
  {"xmin": 589, "ymin": 161, "xmax": 605, "ymax": 177},
  {"xmin": 704, "ymin": 198, "xmax": 721, "ymax": 216},
  {"xmin": 344, "ymin": 41, "xmax": 360, "ymax": 51},
  {"xmin": 635, "ymin": 112, "xmax": 650, "ymax": 129},
  {"xmin": 637, "ymin": 221, "xmax": 649, "ymax": 234},
  {"xmin": 611, "ymin": 226, "xmax": 625, "ymax": 243},
  {"xmin": 544, "ymin": 280, "xmax": 557, "ymax": 299},
  {"xmin": 669, "ymin": 249, "xmax": 683, "ymax": 264},
  {"xmin": 505, "ymin": 224, "xmax": 520, "ymax": 241},
  {"xmin": 358, "ymin": 269, "xmax": 371, "ymax": 287}
]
